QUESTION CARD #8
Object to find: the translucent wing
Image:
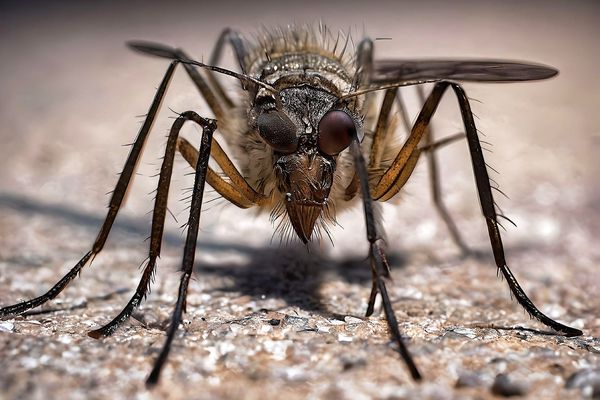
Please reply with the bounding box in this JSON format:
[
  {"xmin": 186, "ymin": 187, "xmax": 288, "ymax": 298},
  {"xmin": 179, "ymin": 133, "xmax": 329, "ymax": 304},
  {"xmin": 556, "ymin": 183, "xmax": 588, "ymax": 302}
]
[{"xmin": 372, "ymin": 59, "xmax": 558, "ymax": 83}]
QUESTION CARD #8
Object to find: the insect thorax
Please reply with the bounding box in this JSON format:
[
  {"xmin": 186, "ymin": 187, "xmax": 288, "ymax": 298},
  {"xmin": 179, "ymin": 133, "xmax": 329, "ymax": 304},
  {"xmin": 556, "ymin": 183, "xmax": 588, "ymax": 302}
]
[
  {"xmin": 213, "ymin": 28, "xmax": 367, "ymax": 242},
  {"xmin": 250, "ymin": 49, "xmax": 361, "ymax": 234},
  {"xmin": 253, "ymin": 53, "xmax": 353, "ymax": 93}
]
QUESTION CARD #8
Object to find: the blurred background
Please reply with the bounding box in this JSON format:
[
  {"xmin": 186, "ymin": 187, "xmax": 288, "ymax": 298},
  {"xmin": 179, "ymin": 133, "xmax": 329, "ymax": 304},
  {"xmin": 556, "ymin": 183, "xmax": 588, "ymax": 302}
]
[{"xmin": 0, "ymin": 1, "xmax": 598, "ymax": 398}]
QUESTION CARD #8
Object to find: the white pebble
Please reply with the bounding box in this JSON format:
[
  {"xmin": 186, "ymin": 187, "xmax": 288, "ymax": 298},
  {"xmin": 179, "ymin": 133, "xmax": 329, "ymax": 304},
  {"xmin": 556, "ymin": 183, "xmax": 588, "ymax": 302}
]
[
  {"xmin": 344, "ymin": 316, "xmax": 363, "ymax": 324},
  {"xmin": 338, "ymin": 334, "xmax": 353, "ymax": 342},
  {"xmin": 0, "ymin": 321, "xmax": 14, "ymax": 332},
  {"xmin": 316, "ymin": 325, "xmax": 330, "ymax": 333},
  {"xmin": 452, "ymin": 327, "xmax": 477, "ymax": 339},
  {"xmin": 258, "ymin": 324, "xmax": 272, "ymax": 335}
]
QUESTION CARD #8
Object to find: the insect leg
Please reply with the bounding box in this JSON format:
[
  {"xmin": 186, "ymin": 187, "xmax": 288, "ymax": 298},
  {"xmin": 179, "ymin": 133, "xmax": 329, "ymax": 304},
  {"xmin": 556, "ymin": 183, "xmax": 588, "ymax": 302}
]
[
  {"xmin": 352, "ymin": 38, "xmax": 373, "ymax": 91},
  {"xmin": 209, "ymin": 28, "xmax": 248, "ymax": 73},
  {"xmin": 448, "ymin": 83, "xmax": 582, "ymax": 337},
  {"xmin": 177, "ymin": 137, "xmax": 267, "ymax": 208},
  {"xmin": 205, "ymin": 28, "xmax": 248, "ymax": 107},
  {"xmin": 344, "ymin": 38, "xmax": 377, "ymax": 200},
  {"xmin": 88, "ymin": 108, "xmax": 201, "ymax": 338},
  {"xmin": 344, "ymin": 88, "xmax": 398, "ymax": 200},
  {"xmin": 175, "ymin": 30, "xmax": 248, "ymax": 120},
  {"xmin": 368, "ymin": 82, "xmax": 581, "ymax": 336},
  {"xmin": 0, "ymin": 61, "xmax": 179, "ymax": 318},
  {"xmin": 418, "ymin": 132, "xmax": 465, "ymax": 152},
  {"xmin": 372, "ymin": 82, "xmax": 452, "ymax": 201},
  {"xmin": 369, "ymin": 88, "xmax": 399, "ymax": 169},
  {"xmin": 416, "ymin": 85, "xmax": 470, "ymax": 255},
  {"xmin": 90, "ymin": 115, "xmax": 267, "ymax": 336},
  {"xmin": 146, "ymin": 112, "xmax": 216, "ymax": 387},
  {"xmin": 363, "ymin": 83, "xmax": 467, "ymax": 312},
  {"xmin": 175, "ymin": 50, "xmax": 226, "ymax": 121},
  {"xmin": 349, "ymin": 133, "xmax": 422, "ymax": 381}
]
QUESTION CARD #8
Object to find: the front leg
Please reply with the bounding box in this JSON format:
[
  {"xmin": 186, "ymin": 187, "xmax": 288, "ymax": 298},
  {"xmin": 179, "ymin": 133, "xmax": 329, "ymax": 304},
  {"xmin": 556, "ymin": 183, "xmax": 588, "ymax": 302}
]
[
  {"xmin": 146, "ymin": 112, "xmax": 217, "ymax": 387},
  {"xmin": 349, "ymin": 134, "xmax": 422, "ymax": 381},
  {"xmin": 176, "ymin": 136, "xmax": 268, "ymax": 208}
]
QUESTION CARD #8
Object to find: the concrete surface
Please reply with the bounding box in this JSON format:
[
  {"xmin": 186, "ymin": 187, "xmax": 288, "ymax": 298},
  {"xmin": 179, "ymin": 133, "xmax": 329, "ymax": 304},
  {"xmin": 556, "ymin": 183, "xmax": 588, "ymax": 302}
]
[{"xmin": 0, "ymin": 1, "xmax": 599, "ymax": 399}]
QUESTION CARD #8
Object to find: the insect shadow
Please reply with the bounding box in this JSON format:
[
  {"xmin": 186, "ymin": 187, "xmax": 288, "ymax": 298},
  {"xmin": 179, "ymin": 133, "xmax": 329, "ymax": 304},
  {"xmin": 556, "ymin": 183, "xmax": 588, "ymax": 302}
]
[
  {"xmin": 196, "ymin": 243, "xmax": 408, "ymax": 316},
  {"xmin": 0, "ymin": 189, "xmax": 405, "ymax": 316}
]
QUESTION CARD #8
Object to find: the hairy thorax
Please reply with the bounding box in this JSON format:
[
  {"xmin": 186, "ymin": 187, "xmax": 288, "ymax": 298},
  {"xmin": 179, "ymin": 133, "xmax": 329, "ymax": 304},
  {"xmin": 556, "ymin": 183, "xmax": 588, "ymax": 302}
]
[{"xmin": 218, "ymin": 38, "xmax": 367, "ymax": 242}]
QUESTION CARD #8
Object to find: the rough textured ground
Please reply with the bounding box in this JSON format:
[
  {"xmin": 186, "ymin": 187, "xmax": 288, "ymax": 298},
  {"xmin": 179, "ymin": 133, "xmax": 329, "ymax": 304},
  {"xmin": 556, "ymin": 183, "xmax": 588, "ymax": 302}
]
[{"xmin": 1, "ymin": 1, "xmax": 599, "ymax": 399}]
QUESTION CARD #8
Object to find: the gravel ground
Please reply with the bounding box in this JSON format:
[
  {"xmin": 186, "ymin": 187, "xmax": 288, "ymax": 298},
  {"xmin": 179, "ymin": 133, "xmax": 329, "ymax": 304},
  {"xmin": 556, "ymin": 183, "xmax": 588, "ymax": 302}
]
[{"xmin": 1, "ymin": 1, "xmax": 599, "ymax": 399}]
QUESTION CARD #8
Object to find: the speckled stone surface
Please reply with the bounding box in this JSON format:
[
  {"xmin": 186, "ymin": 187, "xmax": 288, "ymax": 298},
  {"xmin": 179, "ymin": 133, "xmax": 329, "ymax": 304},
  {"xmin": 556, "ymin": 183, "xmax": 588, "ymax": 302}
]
[{"xmin": 1, "ymin": 2, "xmax": 599, "ymax": 399}]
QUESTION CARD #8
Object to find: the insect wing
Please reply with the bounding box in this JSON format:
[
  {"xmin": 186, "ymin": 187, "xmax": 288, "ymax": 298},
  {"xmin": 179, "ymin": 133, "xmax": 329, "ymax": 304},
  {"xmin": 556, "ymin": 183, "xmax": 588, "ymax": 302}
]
[
  {"xmin": 127, "ymin": 41, "xmax": 181, "ymax": 59},
  {"xmin": 372, "ymin": 59, "xmax": 558, "ymax": 83}
]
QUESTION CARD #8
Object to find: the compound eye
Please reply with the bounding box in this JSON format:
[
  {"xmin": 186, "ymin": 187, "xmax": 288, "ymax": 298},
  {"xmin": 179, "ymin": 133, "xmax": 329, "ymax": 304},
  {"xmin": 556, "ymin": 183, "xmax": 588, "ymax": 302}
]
[
  {"xmin": 317, "ymin": 110, "xmax": 356, "ymax": 155},
  {"xmin": 257, "ymin": 110, "xmax": 298, "ymax": 153}
]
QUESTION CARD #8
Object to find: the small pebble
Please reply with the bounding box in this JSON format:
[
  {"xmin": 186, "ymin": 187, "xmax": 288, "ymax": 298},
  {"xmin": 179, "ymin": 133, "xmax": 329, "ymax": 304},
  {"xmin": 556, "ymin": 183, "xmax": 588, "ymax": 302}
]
[
  {"xmin": 316, "ymin": 325, "xmax": 330, "ymax": 333},
  {"xmin": 455, "ymin": 372, "xmax": 484, "ymax": 388},
  {"xmin": 0, "ymin": 321, "xmax": 14, "ymax": 332},
  {"xmin": 284, "ymin": 315, "xmax": 308, "ymax": 327},
  {"xmin": 451, "ymin": 327, "xmax": 477, "ymax": 339},
  {"xmin": 229, "ymin": 323, "xmax": 243, "ymax": 334},
  {"xmin": 573, "ymin": 338, "xmax": 600, "ymax": 354},
  {"xmin": 258, "ymin": 324, "xmax": 272, "ymax": 335},
  {"xmin": 341, "ymin": 356, "xmax": 367, "ymax": 371},
  {"xmin": 491, "ymin": 373, "xmax": 527, "ymax": 397},
  {"xmin": 337, "ymin": 334, "xmax": 353, "ymax": 343},
  {"xmin": 344, "ymin": 316, "xmax": 363, "ymax": 324},
  {"xmin": 565, "ymin": 368, "xmax": 600, "ymax": 398},
  {"xmin": 279, "ymin": 366, "xmax": 308, "ymax": 381},
  {"xmin": 483, "ymin": 330, "xmax": 500, "ymax": 340},
  {"xmin": 58, "ymin": 335, "xmax": 72, "ymax": 344}
]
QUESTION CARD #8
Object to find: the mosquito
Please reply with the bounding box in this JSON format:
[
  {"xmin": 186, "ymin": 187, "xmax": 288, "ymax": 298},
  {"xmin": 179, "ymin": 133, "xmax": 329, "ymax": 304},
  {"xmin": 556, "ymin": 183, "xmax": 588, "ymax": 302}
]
[{"xmin": 0, "ymin": 25, "xmax": 583, "ymax": 386}]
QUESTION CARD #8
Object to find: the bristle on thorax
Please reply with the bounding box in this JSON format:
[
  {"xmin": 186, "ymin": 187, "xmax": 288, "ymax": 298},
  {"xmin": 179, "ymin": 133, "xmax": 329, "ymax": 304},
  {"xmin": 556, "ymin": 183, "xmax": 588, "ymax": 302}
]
[{"xmin": 243, "ymin": 25, "xmax": 357, "ymax": 92}]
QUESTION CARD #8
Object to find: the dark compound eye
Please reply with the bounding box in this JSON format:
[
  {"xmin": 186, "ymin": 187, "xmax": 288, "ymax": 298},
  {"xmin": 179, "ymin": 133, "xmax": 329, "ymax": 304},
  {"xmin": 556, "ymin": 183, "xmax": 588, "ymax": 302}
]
[
  {"xmin": 257, "ymin": 110, "xmax": 298, "ymax": 154},
  {"xmin": 317, "ymin": 110, "xmax": 356, "ymax": 155}
]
